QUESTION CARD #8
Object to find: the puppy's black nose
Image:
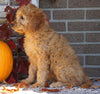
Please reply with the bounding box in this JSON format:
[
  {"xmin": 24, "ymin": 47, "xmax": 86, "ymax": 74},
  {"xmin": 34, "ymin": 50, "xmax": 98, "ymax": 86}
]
[{"xmin": 10, "ymin": 23, "xmax": 15, "ymax": 27}]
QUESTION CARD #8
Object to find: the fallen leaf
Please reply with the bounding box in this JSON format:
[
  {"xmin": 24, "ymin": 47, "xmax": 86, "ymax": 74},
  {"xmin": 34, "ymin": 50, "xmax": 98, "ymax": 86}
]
[
  {"xmin": 66, "ymin": 84, "xmax": 75, "ymax": 89},
  {"xmin": 0, "ymin": 86, "xmax": 19, "ymax": 93},
  {"xmin": 7, "ymin": 39, "xmax": 17, "ymax": 50},
  {"xmin": 40, "ymin": 88, "xmax": 62, "ymax": 92},
  {"xmin": 13, "ymin": 82, "xmax": 29, "ymax": 88},
  {"xmin": 95, "ymin": 79, "xmax": 100, "ymax": 82},
  {"xmin": 45, "ymin": 82, "xmax": 49, "ymax": 87}
]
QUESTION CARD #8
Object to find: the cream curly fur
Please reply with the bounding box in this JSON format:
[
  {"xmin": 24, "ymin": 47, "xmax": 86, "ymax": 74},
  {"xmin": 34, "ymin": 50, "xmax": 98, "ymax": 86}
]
[{"xmin": 11, "ymin": 4, "xmax": 92, "ymax": 88}]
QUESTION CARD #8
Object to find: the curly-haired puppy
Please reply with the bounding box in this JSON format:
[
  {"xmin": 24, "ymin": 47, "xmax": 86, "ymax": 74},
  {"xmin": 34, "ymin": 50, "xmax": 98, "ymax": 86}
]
[{"xmin": 11, "ymin": 4, "xmax": 92, "ymax": 88}]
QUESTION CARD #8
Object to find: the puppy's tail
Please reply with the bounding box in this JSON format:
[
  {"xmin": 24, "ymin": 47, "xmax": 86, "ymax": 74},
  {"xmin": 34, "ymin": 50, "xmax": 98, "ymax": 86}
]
[
  {"xmin": 81, "ymin": 76, "xmax": 93, "ymax": 88},
  {"xmin": 81, "ymin": 76, "xmax": 100, "ymax": 89}
]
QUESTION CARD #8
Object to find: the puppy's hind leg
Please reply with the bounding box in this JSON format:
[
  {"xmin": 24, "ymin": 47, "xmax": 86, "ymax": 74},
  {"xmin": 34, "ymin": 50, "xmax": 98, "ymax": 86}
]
[
  {"xmin": 50, "ymin": 82, "xmax": 68, "ymax": 87},
  {"xmin": 22, "ymin": 63, "xmax": 36, "ymax": 84},
  {"xmin": 50, "ymin": 69, "xmax": 71, "ymax": 87},
  {"xmin": 50, "ymin": 80, "xmax": 81, "ymax": 88},
  {"xmin": 50, "ymin": 65, "xmax": 83, "ymax": 87}
]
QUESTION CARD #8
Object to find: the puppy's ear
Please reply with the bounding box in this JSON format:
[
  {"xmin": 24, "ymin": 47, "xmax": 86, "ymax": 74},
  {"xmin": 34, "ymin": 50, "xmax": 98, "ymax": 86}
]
[{"xmin": 28, "ymin": 11, "xmax": 46, "ymax": 32}]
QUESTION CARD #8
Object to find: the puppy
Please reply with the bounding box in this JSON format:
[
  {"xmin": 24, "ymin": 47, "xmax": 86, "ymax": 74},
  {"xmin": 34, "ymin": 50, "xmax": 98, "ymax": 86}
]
[{"xmin": 11, "ymin": 4, "xmax": 92, "ymax": 88}]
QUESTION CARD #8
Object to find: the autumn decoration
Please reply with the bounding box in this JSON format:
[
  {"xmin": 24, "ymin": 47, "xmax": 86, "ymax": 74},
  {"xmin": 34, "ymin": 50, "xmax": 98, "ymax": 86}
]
[{"xmin": 0, "ymin": 0, "xmax": 30, "ymax": 83}]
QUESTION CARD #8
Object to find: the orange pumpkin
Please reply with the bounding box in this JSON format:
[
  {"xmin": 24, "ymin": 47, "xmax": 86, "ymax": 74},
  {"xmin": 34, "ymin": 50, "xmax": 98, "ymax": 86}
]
[{"xmin": 0, "ymin": 41, "xmax": 13, "ymax": 82}]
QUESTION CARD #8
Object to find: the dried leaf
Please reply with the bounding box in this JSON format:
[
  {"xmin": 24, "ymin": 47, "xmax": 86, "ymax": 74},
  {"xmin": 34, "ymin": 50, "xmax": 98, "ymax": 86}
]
[
  {"xmin": 18, "ymin": 36, "xmax": 24, "ymax": 50},
  {"xmin": 45, "ymin": 82, "xmax": 49, "ymax": 87},
  {"xmin": 95, "ymin": 79, "xmax": 100, "ymax": 82},
  {"xmin": 66, "ymin": 84, "xmax": 75, "ymax": 89},
  {"xmin": 7, "ymin": 39, "xmax": 17, "ymax": 50},
  {"xmin": 15, "ymin": 0, "xmax": 31, "ymax": 6},
  {"xmin": 14, "ymin": 82, "xmax": 29, "ymax": 88},
  {"xmin": 6, "ymin": 74, "xmax": 16, "ymax": 84},
  {"xmin": 0, "ymin": 86, "xmax": 19, "ymax": 93},
  {"xmin": 40, "ymin": 88, "xmax": 62, "ymax": 92},
  {"xmin": 4, "ymin": 6, "xmax": 17, "ymax": 23},
  {"xmin": 0, "ymin": 24, "xmax": 13, "ymax": 40}
]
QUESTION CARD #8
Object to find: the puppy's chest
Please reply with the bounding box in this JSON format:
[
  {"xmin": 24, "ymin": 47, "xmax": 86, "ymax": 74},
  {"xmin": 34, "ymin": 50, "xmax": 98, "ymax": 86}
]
[
  {"xmin": 24, "ymin": 38, "xmax": 37, "ymax": 56},
  {"xmin": 24, "ymin": 35, "xmax": 50, "ymax": 58}
]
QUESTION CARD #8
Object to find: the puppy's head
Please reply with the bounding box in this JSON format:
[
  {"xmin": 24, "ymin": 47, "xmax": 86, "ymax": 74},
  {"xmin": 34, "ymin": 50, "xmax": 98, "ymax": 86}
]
[{"xmin": 11, "ymin": 4, "xmax": 46, "ymax": 34}]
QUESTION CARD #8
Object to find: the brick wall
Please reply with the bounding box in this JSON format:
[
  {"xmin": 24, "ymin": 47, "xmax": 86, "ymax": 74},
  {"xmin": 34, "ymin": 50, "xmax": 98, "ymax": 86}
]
[
  {"xmin": 40, "ymin": 0, "xmax": 100, "ymax": 78},
  {"xmin": 0, "ymin": 0, "xmax": 100, "ymax": 78}
]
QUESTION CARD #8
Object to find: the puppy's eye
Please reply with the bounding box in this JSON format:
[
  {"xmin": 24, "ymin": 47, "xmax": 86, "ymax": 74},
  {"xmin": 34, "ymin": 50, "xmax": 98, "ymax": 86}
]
[{"xmin": 20, "ymin": 16, "xmax": 24, "ymax": 20}]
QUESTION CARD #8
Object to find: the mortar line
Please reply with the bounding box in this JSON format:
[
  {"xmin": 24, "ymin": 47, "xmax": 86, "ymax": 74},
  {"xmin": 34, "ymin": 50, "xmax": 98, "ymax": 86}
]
[
  {"xmin": 50, "ymin": 10, "xmax": 53, "ymax": 21},
  {"xmin": 83, "ymin": 56, "xmax": 86, "ymax": 67},
  {"xmin": 89, "ymin": 77, "xmax": 100, "ymax": 79},
  {"xmin": 67, "ymin": 0, "xmax": 69, "ymax": 8},
  {"xmin": 1, "ymin": 5, "xmax": 100, "ymax": 10},
  {"xmin": 77, "ymin": 54, "xmax": 100, "ymax": 56},
  {"xmin": 84, "ymin": 32, "xmax": 86, "ymax": 43},
  {"xmin": 42, "ymin": 8, "xmax": 100, "ymax": 11},
  {"xmin": 84, "ymin": 8, "xmax": 87, "ymax": 20},
  {"xmin": 57, "ymin": 31, "xmax": 100, "ymax": 33},
  {"xmin": 50, "ymin": 19, "xmax": 100, "ymax": 22},
  {"xmin": 83, "ymin": 65, "xmax": 100, "ymax": 68},
  {"xmin": 66, "ymin": 21, "xmax": 68, "ymax": 32},
  {"xmin": 70, "ymin": 42, "xmax": 100, "ymax": 44}
]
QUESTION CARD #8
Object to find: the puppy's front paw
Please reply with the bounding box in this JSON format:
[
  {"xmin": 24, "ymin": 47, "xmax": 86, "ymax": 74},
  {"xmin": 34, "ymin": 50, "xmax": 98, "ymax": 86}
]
[
  {"xmin": 32, "ymin": 83, "xmax": 45, "ymax": 88},
  {"xmin": 21, "ymin": 78, "xmax": 33, "ymax": 84},
  {"xmin": 50, "ymin": 82, "xmax": 66, "ymax": 87}
]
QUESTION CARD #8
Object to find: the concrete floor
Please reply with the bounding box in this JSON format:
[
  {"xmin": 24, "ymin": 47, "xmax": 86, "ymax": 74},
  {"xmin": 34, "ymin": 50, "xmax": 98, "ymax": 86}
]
[{"xmin": 0, "ymin": 81, "xmax": 100, "ymax": 94}]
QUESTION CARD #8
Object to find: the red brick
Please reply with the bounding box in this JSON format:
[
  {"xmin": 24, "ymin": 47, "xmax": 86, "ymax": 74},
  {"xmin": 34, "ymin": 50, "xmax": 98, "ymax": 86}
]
[
  {"xmin": 63, "ymin": 33, "xmax": 84, "ymax": 42},
  {"xmin": 84, "ymin": 68, "xmax": 100, "ymax": 77},
  {"xmin": 86, "ymin": 33, "xmax": 100, "ymax": 42},
  {"xmin": 69, "ymin": 0, "xmax": 100, "ymax": 8},
  {"xmin": 50, "ymin": 22, "xmax": 66, "ymax": 31},
  {"xmin": 87, "ymin": 10, "xmax": 100, "ymax": 19},
  {"xmin": 53, "ymin": 10, "xmax": 84, "ymax": 20},
  {"xmin": 39, "ymin": 0, "xmax": 67, "ymax": 8},
  {"xmin": 68, "ymin": 22, "xmax": 100, "ymax": 31},
  {"xmin": 86, "ymin": 56, "xmax": 100, "ymax": 65}
]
